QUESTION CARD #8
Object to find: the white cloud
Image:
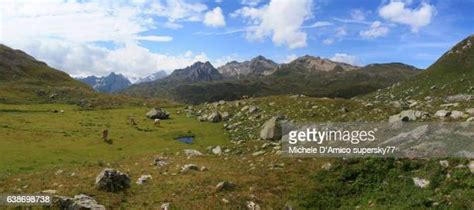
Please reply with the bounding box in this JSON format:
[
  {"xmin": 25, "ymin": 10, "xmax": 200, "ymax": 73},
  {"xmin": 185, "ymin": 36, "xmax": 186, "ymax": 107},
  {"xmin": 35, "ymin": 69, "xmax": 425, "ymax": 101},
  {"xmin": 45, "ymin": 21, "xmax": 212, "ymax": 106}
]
[
  {"xmin": 323, "ymin": 38, "xmax": 334, "ymax": 45},
  {"xmin": 233, "ymin": 0, "xmax": 313, "ymax": 49},
  {"xmin": 20, "ymin": 40, "xmax": 208, "ymax": 81},
  {"xmin": 241, "ymin": 0, "xmax": 262, "ymax": 6},
  {"xmin": 330, "ymin": 53, "xmax": 358, "ymax": 65},
  {"xmin": 379, "ymin": 1, "xmax": 435, "ymax": 32},
  {"xmin": 0, "ymin": 0, "xmax": 219, "ymax": 79},
  {"xmin": 359, "ymin": 21, "xmax": 389, "ymax": 39},
  {"xmin": 304, "ymin": 21, "xmax": 332, "ymax": 28},
  {"xmin": 350, "ymin": 9, "xmax": 366, "ymax": 21},
  {"xmin": 135, "ymin": 36, "xmax": 173, "ymax": 42},
  {"xmin": 204, "ymin": 7, "xmax": 226, "ymax": 27},
  {"xmin": 1, "ymin": 0, "xmax": 164, "ymax": 44},
  {"xmin": 149, "ymin": 0, "xmax": 208, "ymax": 23}
]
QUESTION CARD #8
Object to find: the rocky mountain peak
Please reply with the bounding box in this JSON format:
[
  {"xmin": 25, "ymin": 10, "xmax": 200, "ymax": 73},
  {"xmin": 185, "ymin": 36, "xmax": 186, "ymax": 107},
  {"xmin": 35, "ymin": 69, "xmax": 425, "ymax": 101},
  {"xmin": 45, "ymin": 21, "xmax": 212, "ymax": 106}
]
[
  {"xmin": 289, "ymin": 55, "xmax": 359, "ymax": 72},
  {"xmin": 217, "ymin": 56, "xmax": 279, "ymax": 78},
  {"xmin": 168, "ymin": 61, "xmax": 222, "ymax": 82},
  {"xmin": 77, "ymin": 72, "xmax": 131, "ymax": 93}
]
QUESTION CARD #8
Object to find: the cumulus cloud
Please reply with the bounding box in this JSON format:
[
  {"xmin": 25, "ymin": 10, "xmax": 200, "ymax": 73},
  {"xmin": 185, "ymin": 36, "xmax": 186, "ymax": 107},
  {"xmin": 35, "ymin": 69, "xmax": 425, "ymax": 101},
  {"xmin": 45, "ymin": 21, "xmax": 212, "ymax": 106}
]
[
  {"xmin": 379, "ymin": 1, "xmax": 435, "ymax": 32},
  {"xmin": 330, "ymin": 53, "xmax": 359, "ymax": 65},
  {"xmin": 22, "ymin": 40, "xmax": 209, "ymax": 82},
  {"xmin": 0, "ymin": 0, "xmax": 214, "ymax": 80},
  {"xmin": 204, "ymin": 7, "xmax": 226, "ymax": 27},
  {"xmin": 1, "ymin": 0, "xmax": 167, "ymax": 44},
  {"xmin": 232, "ymin": 0, "xmax": 313, "ymax": 49},
  {"xmin": 359, "ymin": 21, "xmax": 389, "ymax": 39}
]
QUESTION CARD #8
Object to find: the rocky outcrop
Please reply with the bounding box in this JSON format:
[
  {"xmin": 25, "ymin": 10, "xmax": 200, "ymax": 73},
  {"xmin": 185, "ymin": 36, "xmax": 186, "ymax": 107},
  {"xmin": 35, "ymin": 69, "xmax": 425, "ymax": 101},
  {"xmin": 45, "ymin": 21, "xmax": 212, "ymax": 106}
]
[
  {"xmin": 95, "ymin": 168, "xmax": 131, "ymax": 192},
  {"xmin": 55, "ymin": 194, "xmax": 105, "ymax": 210},
  {"xmin": 207, "ymin": 112, "xmax": 222, "ymax": 123},
  {"xmin": 260, "ymin": 116, "xmax": 284, "ymax": 140},
  {"xmin": 146, "ymin": 108, "xmax": 170, "ymax": 120},
  {"xmin": 388, "ymin": 110, "xmax": 429, "ymax": 123}
]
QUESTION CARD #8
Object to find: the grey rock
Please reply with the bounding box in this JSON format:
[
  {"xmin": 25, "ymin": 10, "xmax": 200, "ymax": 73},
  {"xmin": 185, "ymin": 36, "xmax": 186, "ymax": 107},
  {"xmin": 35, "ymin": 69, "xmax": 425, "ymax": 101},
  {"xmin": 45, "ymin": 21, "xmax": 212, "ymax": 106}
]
[
  {"xmin": 212, "ymin": 146, "xmax": 222, "ymax": 155},
  {"xmin": 466, "ymin": 108, "xmax": 474, "ymax": 116},
  {"xmin": 161, "ymin": 202, "xmax": 170, "ymax": 210},
  {"xmin": 146, "ymin": 108, "xmax": 170, "ymax": 120},
  {"xmin": 412, "ymin": 177, "xmax": 430, "ymax": 188},
  {"xmin": 439, "ymin": 160, "xmax": 449, "ymax": 168},
  {"xmin": 215, "ymin": 181, "xmax": 235, "ymax": 191},
  {"xmin": 321, "ymin": 162, "xmax": 332, "ymax": 170},
  {"xmin": 434, "ymin": 110, "xmax": 451, "ymax": 118},
  {"xmin": 136, "ymin": 175, "xmax": 152, "ymax": 185},
  {"xmin": 221, "ymin": 112, "xmax": 231, "ymax": 121},
  {"xmin": 252, "ymin": 151, "xmax": 265, "ymax": 156},
  {"xmin": 247, "ymin": 201, "xmax": 261, "ymax": 210},
  {"xmin": 381, "ymin": 125, "xmax": 429, "ymax": 146},
  {"xmin": 446, "ymin": 94, "xmax": 473, "ymax": 102},
  {"xmin": 154, "ymin": 157, "xmax": 169, "ymax": 167},
  {"xmin": 55, "ymin": 194, "xmax": 105, "ymax": 210},
  {"xmin": 248, "ymin": 106, "xmax": 258, "ymax": 114},
  {"xmin": 260, "ymin": 116, "xmax": 284, "ymax": 140},
  {"xmin": 181, "ymin": 164, "xmax": 200, "ymax": 173},
  {"xmin": 95, "ymin": 168, "xmax": 130, "ymax": 192},
  {"xmin": 450, "ymin": 110, "xmax": 466, "ymax": 119},
  {"xmin": 184, "ymin": 149, "xmax": 203, "ymax": 157},
  {"xmin": 207, "ymin": 112, "xmax": 222, "ymax": 123},
  {"xmin": 388, "ymin": 110, "xmax": 429, "ymax": 123}
]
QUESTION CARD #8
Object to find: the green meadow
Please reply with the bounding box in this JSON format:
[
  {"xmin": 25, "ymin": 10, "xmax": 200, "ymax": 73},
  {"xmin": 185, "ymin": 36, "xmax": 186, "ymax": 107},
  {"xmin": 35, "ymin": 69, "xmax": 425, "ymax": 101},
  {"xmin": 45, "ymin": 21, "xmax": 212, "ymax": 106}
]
[{"xmin": 0, "ymin": 104, "xmax": 227, "ymax": 174}]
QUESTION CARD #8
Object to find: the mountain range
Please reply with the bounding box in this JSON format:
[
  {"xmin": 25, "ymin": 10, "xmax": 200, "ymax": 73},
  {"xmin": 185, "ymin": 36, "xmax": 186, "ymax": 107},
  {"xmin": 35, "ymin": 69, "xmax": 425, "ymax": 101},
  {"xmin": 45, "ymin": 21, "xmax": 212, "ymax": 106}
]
[
  {"xmin": 123, "ymin": 54, "xmax": 420, "ymax": 104},
  {"xmin": 77, "ymin": 72, "xmax": 131, "ymax": 93},
  {"xmin": 136, "ymin": 70, "xmax": 168, "ymax": 84},
  {"xmin": 2, "ymin": 34, "xmax": 473, "ymax": 105},
  {"xmin": 217, "ymin": 55, "xmax": 279, "ymax": 79}
]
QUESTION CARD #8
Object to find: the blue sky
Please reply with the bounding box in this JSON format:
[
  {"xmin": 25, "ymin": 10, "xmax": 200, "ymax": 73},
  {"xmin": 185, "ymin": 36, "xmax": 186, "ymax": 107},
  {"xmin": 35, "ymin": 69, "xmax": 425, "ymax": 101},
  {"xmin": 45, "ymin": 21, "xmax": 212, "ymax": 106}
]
[{"xmin": 1, "ymin": 0, "xmax": 473, "ymax": 81}]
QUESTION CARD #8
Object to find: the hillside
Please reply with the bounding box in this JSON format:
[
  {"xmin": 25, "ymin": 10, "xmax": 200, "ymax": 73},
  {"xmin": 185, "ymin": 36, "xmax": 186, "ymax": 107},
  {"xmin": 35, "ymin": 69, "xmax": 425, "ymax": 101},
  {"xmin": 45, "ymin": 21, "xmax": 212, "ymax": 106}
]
[
  {"xmin": 362, "ymin": 34, "xmax": 474, "ymax": 103},
  {"xmin": 0, "ymin": 44, "xmax": 94, "ymax": 104},
  {"xmin": 77, "ymin": 72, "xmax": 131, "ymax": 93}
]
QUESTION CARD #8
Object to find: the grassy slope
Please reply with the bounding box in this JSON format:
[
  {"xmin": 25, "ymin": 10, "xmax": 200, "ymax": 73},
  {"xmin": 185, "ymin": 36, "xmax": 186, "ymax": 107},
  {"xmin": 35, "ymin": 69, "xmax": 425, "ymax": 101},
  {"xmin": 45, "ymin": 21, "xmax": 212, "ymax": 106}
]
[
  {"xmin": 0, "ymin": 103, "xmax": 328, "ymax": 208},
  {"xmin": 0, "ymin": 104, "xmax": 226, "ymax": 174},
  {"xmin": 362, "ymin": 35, "xmax": 474, "ymax": 102}
]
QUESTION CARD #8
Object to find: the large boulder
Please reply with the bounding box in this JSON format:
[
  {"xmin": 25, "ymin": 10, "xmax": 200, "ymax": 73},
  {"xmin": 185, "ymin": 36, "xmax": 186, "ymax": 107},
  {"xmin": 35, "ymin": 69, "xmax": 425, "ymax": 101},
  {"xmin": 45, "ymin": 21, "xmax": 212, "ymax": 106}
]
[
  {"xmin": 388, "ymin": 110, "xmax": 429, "ymax": 123},
  {"xmin": 95, "ymin": 168, "xmax": 131, "ymax": 192},
  {"xmin": 260, "ymin": 116, "xmax": 284, "ymax": 140},
  {"xmin": 446, "ymin": 94, "xmax": 473, "ymax": 102},
  {"xmin": 146, "ymin": 108, "xmax": 170, "ymax": 120},
  {"xmin": 55, "ymin": 194, "xmax": 105, "ymax": 210},
  {"xmin": 207, "ymin": 112, "xmax": 222, "ymax": 123}
]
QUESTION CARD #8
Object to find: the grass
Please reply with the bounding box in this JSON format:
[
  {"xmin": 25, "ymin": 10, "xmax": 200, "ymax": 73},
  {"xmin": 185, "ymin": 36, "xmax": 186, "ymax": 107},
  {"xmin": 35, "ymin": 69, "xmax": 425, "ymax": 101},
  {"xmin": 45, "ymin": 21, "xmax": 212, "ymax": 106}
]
[
  {"xmin": 0, "ymin": 103, "xmax": 227, "ymax": 174},
  {"xmin": 0, "ymin": 103, "xmax": 329, "ymax": 209}
]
